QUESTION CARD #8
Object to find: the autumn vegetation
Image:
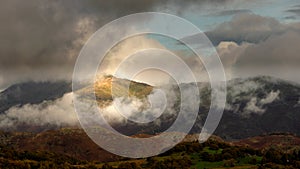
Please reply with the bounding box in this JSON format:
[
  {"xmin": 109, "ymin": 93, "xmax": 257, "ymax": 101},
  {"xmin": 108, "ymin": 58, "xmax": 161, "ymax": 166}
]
[{"xmin": 2, "ymin": 133, "xmax": 300, "ymax": 169}]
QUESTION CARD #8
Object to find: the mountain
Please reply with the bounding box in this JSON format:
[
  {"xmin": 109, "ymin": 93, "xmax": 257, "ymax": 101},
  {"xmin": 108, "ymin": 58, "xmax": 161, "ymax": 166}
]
[{"xmin": 0, "ymin": 76, "xmax": 299, "ymax": 140}]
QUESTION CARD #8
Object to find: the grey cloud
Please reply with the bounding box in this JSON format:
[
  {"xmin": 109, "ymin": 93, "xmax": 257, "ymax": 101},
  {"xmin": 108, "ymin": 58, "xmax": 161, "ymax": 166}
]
[
  {"xmin": 207, "ymin": 13, "xmax": 287, "ymax": 45},
  {"xmin": 284, "ymin": 16, "xmax": 297, "ymax": 20},
  {"xmin": 234, "ymin": 30, "xmax": 300, "ymax": 75},
  {"xmin": 286, "ymin": 9, "xmax": 300, "ymax": 15},
  {"xmin": 217, "ymin": 29, "xmax": 300, "ymax": 82},
  {"xmin": 183, "ymin": 13, "xmax": 290, "ymax": 46},
  {"xmin": 200, "ymin": 13, "xmax": 300, "ymax": 82},
  {"xmin": 154, "ymin": 0, "xmax": 255, "ymax": 16},
  {"xmin": 209, "ymin": 9, "xmax": 251, "ymax": 17},
  {"xmin": 291, "ymin": 4, "xmax": 300, "ymax": 8},
  {"xmin": 285, "ymin": 4, "xmax": 300, "ymax": 16}
]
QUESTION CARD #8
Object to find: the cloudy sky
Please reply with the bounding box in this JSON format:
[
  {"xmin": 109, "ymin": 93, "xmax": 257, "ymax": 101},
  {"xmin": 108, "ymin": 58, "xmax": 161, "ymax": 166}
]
[{"xmin": 1, "ymin": 0, "xmax": 300, "ymax": 89}]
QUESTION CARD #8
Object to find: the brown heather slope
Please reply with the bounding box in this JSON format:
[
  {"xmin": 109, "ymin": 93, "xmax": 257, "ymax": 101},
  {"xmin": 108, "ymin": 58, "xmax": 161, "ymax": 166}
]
[
  {"xmin": 232, "ymin": 133, "xmax": 300, "ymax": 151},
  {"xmin": 1, "ymin": 128, "xmax": 300, "ymax": 163},
  {"xmin": 0, "ymin": 128, "xmax": 122, "ymax": 162},
  {"xmin": 0, "ymin": 128, "xmax": 224, "ymax": 163}
]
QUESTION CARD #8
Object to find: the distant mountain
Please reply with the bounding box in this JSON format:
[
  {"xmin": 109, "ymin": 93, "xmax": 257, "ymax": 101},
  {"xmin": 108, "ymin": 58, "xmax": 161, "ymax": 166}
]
[{"xmin": 0, "ymin": 81, "xmax": 71, "ymax": 114}]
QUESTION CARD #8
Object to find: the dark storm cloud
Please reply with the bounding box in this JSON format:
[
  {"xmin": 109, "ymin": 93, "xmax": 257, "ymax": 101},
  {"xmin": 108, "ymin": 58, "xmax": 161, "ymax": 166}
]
[
  {"xmin": 0, "ymin": 0, "xmax": 248, "ymax": 88},
  {"xmin": 0, "ymin": 0, "xmax": 94, "ymax": 88},
  {"xmin": 0, "ymin": 0, "xmax": 160, "ymax": 88}
]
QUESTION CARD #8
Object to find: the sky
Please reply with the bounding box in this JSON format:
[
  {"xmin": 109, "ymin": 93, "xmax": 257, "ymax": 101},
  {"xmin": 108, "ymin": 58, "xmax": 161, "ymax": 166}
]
[{"xmin": 1, "ymin": 0, "xmax": 300, "ymax": 89}]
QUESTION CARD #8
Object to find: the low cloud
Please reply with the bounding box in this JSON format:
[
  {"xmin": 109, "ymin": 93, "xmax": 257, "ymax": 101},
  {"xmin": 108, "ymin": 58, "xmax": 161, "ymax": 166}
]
[
  {"xmin": 101, "ymin": 89, "xmax": 171, "ymax": 124},
  {"xmin": 0, "ymin": 93, "xmax": 78, "ymax": 129},
  {"xmin": 244, "ymin": 97, "xmax": 265, "ymax": 115},
  {"xmin": 243, "ymin": 90, "xmax": 280, "ymax": 116},
  {"xmin": 0, "ymin": 85, "xmax": 181, "ymax": 130},
  {"xmin": 260, "ymin": 90, "xmax": 280, "ymax": 104}
]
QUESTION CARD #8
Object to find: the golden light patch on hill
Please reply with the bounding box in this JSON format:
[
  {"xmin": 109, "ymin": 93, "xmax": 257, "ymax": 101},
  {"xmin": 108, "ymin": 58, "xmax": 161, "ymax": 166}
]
[
  {"xmin": 76, "ymin": 75, "xmax": 153, "ymax": 107},
  {"xmin": 94, "ymin": 75, "xmax": 153, "ymax": 100}
]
